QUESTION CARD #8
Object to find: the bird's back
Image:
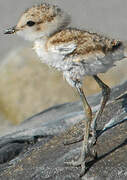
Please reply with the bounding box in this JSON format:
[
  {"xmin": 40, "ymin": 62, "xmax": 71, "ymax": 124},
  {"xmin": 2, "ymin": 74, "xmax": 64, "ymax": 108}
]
[
  {"xmin": 47, "ymin": 28, "xmax": 124, "ymax": 62},
  {"xmin": 45, "ymin": 28, "xmax": 125, "ymax": 78}
]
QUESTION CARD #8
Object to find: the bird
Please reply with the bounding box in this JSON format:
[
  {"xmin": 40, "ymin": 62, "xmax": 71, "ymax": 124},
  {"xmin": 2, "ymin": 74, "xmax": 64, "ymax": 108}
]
[{"xmin": 4, "ymin": 3, "xmax": 127, "ymax": 176}]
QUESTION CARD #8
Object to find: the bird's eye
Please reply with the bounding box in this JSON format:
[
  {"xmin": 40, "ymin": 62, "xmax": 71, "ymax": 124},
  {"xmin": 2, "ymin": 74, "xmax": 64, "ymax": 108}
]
[{"xmin": 26, "ymin": 21, "xmax": 35, "ymax": 27}]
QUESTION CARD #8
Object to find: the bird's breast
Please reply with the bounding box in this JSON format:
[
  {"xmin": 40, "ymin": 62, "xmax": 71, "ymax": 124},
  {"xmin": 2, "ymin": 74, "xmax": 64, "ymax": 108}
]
[{"xmin": 33, "ymin": 39, "xmax": 69, "ymax": 71}]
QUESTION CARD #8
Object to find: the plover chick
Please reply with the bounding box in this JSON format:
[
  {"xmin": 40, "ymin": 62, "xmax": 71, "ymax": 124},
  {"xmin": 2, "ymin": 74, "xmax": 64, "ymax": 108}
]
[{"xmin": 4, "ymin": 3, "xmax": 127, "ymax": 176}]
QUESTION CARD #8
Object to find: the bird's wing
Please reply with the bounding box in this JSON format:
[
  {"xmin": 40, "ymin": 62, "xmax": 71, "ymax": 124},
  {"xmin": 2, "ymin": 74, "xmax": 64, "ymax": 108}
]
[
  {"xmin": 72, "ymin": 51, "xmax": 105, "ymax": 63},
  {"xmin": 47, "ymin": 28, "xmax": 122, "ymax": 62},
  {"xmin": 49, "ymin": 40, "xmax": 106, "ymax": 63},
  {"xmin": 49, "ymin": 42, "xmax": 77, "ymax": 55}
]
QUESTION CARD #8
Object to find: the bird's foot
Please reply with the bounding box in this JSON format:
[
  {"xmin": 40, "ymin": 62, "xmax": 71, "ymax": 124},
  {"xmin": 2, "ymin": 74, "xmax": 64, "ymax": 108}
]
[
  {"xmin": 65, "ymin": 143, "xmax": 97, "ymax": 177},
  {"xmin": 65, "ymin": 156, "xmax": 87, "ymax": 176}
]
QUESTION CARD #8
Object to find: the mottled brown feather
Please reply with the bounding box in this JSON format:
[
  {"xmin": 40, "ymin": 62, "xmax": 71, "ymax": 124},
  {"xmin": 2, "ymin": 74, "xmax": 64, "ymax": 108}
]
[{"xmin": 48, "ymin": 28, "xmax": 122, "ymax": 57}]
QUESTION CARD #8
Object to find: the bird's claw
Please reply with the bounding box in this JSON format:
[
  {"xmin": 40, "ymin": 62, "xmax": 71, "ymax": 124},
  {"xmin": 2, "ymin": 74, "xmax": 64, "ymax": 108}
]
[
  {"xmin": 65, "ymin": 137, "xmax": 98, "ymax": 176},
  {"xmin": 65, "ymin": 158, "xmax": 87, "ymax": 176}
]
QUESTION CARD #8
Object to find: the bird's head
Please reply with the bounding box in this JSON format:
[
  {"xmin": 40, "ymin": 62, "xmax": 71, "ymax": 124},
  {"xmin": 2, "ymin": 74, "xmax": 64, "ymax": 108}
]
[{"xmin": 4, "ymin": 3, "xmax": 70, "ymax": 41}]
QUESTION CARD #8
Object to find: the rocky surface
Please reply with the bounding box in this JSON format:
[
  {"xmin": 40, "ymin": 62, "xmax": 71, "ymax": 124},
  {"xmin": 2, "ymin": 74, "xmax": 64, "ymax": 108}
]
[{"xmin": 0, "ymin": 81, "xmax": 126, "ymax": 179}]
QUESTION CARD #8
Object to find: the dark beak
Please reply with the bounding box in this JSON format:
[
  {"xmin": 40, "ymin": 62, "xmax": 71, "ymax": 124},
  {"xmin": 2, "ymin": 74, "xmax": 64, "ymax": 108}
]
[{"xmin": 4, "ymin": 26, "xmax": 16, "ymax": 34}]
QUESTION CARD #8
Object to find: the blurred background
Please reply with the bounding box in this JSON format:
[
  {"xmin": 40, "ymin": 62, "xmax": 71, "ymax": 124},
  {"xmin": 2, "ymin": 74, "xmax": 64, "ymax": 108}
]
[{"xmin": 0, "ymin": 0, "xmax": 127, "ymax": 135}]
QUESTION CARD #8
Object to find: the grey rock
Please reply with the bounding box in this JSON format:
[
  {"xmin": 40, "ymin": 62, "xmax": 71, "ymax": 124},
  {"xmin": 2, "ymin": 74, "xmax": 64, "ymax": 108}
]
[{"xmin": 0, "ymin": 81, "xmax": 127, "ymax": 179}]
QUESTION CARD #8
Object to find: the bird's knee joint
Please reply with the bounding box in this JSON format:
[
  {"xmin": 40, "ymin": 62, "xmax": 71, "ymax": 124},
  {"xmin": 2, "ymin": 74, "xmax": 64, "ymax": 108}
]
[{"xmin": 86, "ymin": 106, "xmax": 92, "ymax": 117}]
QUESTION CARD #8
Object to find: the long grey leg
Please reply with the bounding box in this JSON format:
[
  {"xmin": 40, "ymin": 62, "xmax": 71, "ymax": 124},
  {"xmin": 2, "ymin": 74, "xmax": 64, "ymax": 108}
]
[
  {"xmin": 91, "ymin": 75, "xmax": 110, "ymax": 138},
  {"xmin": 65, "ymin": 77, "xmax": 110, "ymax": 176},
  {"xmin": 65, "ymin": 84, "xmax": 93, "ymax": 176},
  {"xmin": 77, "ymin": 85, "xmax": 93, "ymax": 175}
]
